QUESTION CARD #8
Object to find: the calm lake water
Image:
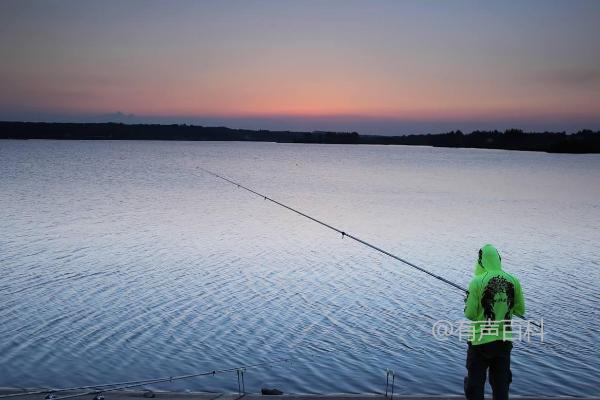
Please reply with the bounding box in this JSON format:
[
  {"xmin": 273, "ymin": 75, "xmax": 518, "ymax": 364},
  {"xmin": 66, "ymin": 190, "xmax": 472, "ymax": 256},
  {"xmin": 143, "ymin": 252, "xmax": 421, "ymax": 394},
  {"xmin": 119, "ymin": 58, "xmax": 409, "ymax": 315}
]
[{"xmin": 1, "ymin": 140, "xmax": 599, "ymax": 396}]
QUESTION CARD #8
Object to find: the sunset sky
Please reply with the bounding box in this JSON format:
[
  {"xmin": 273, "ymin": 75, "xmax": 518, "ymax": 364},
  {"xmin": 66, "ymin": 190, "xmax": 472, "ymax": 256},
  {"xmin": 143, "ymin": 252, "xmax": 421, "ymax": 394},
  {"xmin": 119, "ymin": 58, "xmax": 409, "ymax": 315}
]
[{"xmin": 1, "ymin": 0, "xmax": 599, "ymax": 134}]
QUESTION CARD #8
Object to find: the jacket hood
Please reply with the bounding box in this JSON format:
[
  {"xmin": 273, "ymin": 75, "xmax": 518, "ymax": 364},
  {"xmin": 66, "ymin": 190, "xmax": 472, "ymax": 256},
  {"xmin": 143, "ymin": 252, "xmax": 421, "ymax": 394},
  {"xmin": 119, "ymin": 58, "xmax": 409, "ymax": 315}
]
[
  {"xmin": 473, "ymin": 261, "xmax": 485, "ymax": 275},
  {"xmin": 478, "ymin": 244, "xmax": 502, "ymax": 272}
]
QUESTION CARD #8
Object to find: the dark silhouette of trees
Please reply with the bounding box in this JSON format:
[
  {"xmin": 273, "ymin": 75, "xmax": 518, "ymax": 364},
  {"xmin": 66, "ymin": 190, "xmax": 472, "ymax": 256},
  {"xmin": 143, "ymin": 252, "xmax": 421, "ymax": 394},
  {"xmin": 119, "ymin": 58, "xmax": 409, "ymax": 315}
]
[{"xmin": 1, "ymin": 121, "xmax": 598, "ymax": 153}]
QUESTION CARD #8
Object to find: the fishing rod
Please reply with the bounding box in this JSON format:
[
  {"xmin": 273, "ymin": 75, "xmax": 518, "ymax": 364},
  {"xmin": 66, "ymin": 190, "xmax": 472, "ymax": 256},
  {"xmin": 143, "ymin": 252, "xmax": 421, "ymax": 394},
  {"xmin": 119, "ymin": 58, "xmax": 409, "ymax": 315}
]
[
  {"xmin": 0, "ymin": 358, "xmax": 294, "ymax": 400},
  {"xmin": 0, "ymin": 383, "xmax": 134, "ymax": 399},
  {"xmin": 200, "ymin": 167, "xmax": 541, "ymax": 329}
]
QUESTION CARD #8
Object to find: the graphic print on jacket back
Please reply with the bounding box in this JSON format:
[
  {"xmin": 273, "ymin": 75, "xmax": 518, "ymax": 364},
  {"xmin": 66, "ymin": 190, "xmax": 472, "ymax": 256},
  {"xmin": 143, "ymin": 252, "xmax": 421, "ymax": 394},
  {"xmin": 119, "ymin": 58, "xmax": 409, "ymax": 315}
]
[{"xmin": 481, "ymin": 275, "xmax": 515, "ymax": 321}]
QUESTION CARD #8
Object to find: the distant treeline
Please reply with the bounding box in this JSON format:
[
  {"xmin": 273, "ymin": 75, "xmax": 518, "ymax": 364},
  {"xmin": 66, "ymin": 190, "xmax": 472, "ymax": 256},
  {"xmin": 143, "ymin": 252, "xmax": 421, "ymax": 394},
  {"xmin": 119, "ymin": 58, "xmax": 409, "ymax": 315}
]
[{"xmin": 1, "ymin": 121, "xmax": 599, "ymax": 153}]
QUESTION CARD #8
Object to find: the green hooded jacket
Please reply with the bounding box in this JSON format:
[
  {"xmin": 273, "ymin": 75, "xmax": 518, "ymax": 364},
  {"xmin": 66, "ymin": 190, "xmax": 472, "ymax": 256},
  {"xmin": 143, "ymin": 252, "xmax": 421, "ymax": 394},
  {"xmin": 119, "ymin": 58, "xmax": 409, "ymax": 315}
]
[{"xmin": 464, "ymin": 244, "xmax": 525, "ymax": 345}]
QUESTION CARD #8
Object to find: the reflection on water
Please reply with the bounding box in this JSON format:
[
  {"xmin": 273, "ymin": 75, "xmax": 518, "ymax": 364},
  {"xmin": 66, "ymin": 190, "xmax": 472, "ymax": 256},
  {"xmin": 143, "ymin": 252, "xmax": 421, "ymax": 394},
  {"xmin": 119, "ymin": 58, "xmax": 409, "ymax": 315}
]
[{"xmin": 1, "ymin": 140, "xmax": 599, "ymax": 395}]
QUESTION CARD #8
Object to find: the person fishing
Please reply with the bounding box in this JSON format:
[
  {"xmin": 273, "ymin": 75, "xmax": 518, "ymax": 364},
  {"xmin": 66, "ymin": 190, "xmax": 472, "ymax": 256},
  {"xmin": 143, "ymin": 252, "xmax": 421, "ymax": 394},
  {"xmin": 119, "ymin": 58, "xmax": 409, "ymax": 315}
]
[{"xmin": 464, "ymin": 244, "xmax": 525, "ymax": 400}]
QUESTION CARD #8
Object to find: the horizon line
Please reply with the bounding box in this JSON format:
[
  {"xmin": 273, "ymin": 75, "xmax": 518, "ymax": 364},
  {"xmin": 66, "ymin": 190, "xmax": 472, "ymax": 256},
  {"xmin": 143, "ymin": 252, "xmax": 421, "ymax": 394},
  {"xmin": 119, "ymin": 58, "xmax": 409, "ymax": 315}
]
[
  {"xmin": 3, "ymin": 120, "xmax": 599, "ymax": 136},
  {"xmin": 2, "ymin": 111, "xmax": 600, "ymax": 136}
]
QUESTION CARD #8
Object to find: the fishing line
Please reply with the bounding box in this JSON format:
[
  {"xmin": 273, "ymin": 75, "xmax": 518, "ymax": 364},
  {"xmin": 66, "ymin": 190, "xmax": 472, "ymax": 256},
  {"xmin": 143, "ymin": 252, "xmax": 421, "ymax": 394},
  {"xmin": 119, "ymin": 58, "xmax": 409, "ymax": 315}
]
[{"xmin": 199, "ymin": 167, "xmax": 541, "ymax": 329}]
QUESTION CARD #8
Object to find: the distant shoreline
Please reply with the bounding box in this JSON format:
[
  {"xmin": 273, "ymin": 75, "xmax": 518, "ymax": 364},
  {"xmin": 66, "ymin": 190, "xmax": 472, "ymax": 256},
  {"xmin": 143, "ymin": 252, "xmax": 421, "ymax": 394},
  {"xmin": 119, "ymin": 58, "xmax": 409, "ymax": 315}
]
[{"xmin": 1, "ymin": 121, "xmax": 599, "ymax": 153}]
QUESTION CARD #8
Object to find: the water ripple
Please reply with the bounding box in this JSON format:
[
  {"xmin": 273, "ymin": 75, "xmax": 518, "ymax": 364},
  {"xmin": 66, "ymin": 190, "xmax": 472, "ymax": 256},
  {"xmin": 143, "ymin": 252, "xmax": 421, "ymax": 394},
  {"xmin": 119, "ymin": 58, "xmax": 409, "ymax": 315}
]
[{"xmin": 1, "ymin": 141, "xmax": 599, "ymax": 395}]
